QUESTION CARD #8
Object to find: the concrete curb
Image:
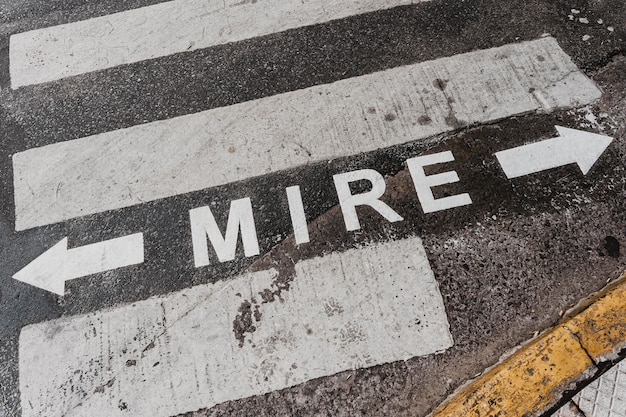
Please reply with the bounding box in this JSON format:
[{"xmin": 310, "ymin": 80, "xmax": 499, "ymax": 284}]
[{"xmin": 429, "ymin": 271, "xmax": 626, "ymax": 417}]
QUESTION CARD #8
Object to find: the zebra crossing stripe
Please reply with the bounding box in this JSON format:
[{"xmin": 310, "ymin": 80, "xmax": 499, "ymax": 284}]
[
  {"xmin": 18, "ymin": 236, "xmax": 452, "ymax": 417},
  {"xmin": 12, "ymin": 37, "xmax": 601, "ymax": 231},
  {"xmin": 9, "ymin": 0, "xmax": 428, "ymax": 88}
]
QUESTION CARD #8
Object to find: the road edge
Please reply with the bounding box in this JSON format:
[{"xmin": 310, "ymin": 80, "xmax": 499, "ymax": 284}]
[{"xmin": 428, "ymin": 271, "xmax": 626, "ymax": 417}]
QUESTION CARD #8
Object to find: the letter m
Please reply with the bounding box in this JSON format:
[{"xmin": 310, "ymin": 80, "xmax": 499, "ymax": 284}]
[{"xmin": 189, "ymin": 197, "xmax": 260, "ymax": 267}]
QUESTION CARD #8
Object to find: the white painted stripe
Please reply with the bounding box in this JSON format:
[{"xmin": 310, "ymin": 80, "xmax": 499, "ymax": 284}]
[
  {"xmin": 19, "ymin": 237, "xmax": 452, "ymax": 417},
  {"xmin": 9, "ymin": 0, "xmax": 427, "ymax": 88},
  {"xmin": 12, "ymin": 37, "xmax": 601, "ymax": 231}
]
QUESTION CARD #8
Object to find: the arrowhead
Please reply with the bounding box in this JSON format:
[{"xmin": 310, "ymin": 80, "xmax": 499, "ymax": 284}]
[
  {"xmin": 555, "ymin": 126, "xmax": 613, "ymax": 175},
  {"xmin": 13, "ymin": 238, "xmax": 68, "ymax": 296}
]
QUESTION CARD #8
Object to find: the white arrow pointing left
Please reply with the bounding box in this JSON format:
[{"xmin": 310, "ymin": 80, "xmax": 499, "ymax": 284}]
[{"xmin": 13, "ymin": 233, "xmax": 144, "ymax": 296}]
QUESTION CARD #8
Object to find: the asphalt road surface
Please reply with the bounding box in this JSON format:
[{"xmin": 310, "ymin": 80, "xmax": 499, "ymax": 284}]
[{"xmin": 0, "ymin": 0, "xmax": 625, "ymax": 416}]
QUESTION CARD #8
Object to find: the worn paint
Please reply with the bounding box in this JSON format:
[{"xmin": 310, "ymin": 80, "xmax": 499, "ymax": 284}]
[
  {"xmin": 19, "ymin": 237, "xmax": 452, "ymax": 417},
  {"xmin": 12, "ymin": 37, "xmax": 601, "ymax": 230},
  {"xmin": 433, "ymin": 328, "xmax": 595, "ymax": 416},
  {"xmin": 566, "ymin": 275, "xmax": 626, "ymax": 362},
  {"xmin": 9, "ymin": 0, "xmax": 429, "ymax": 87}
]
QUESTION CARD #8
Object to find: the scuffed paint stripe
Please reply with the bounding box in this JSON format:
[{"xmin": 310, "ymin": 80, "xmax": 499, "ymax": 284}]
[
  {"xmin": 9, "ymin": 0, "xmax": 428, "ymax": 88},
  {"xmin": 429, "ymin": 271, "xmax": 626, "ymax": 417},
  {"xmin": 19, "ymin": 236, "xmax": 452, "ymax": 417},
  {"xmin": 12, "ymin": 37, "xmax": 601, "ymax": 231}
]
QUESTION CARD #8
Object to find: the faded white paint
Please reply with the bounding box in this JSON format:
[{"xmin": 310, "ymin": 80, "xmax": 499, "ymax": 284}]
[
  {"xmin": 9, "ymin": 0, "xmax": 428, "ymax": 87},
  {"xmin": 13, "ymin": 37, "xmax": 602, "ymax": 231},
  {"xmin": 495, "ymin": 126, "xmax": 613, "ymax": 179},
  {"xmin": 13, "ymin": 233, "xmax": 144, "ymax": 296},
  {"xmin": 19, "ymin": 237, "xmax": 452, "ymax": 417}
]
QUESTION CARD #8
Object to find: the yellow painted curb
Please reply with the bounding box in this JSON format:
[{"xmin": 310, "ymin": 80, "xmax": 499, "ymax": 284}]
[{"xmin": 430, "ymin": 272, "xmax": 626, "ymax": 417}]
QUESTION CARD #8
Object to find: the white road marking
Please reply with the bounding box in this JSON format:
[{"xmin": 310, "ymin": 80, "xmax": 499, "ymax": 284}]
[
  {"xmin": 19, "ymin": 236, "xmax": 452, "ymax": 417},
  {"xmin": 12, "ymin": 37, "xmax": 601, "ymax": 231},
  {"xmin": 190, "ymin": 197, "xmax": 260, "ymax": 267},
  {"xmin": 13, "ymin": 233, "xmax": 144, "ymax": 296},
  {"xmin": 333, "ymin": 169, "xmax": 404, "ymax": 232},
  {"xmin": 286, "ymin": 186, "xmax": 310, "ymax": 244},
  {"xmin": 495, "ymin": 126, "xmax": 613, "ymax": 179},
  {"xmin": 9, "ymin": 0, "xmax": 427, "ymax": 88},
  {"xmin": 406, "ymin": 151, "xmax": 472, "ymax": 213}
]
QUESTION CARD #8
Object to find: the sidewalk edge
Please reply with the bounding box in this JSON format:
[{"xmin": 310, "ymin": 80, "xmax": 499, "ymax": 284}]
[{"xmin": 428, "ymin": 271, "xmax": 626, "ymax": 417}]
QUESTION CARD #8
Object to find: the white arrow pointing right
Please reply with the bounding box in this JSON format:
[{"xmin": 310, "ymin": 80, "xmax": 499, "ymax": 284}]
[
  {"xmin": 13, "ymin": 233, "xmax": 144, "ymax": 296},
  {"xmin": 495, "ymin": 126, "xmax": 613, "ymax": 179}
]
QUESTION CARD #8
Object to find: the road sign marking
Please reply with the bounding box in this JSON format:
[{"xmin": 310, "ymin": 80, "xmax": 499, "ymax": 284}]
[
  {"xmin": 190, "ymin": 197, "xmax": 260, "ymax": 267},
  {"xmin": 333, "ymin": 169, "xmax": 404, "ymax": 232},
  {"xmin": 189, "ymin": 152, "xmax": 471, "ymax": 266},
  {"xmin": 12, "ymin": 37, "xmax": 601, "ymax": 231},
  {"xmin": 406, "ymin": 151, "xmax": 472, "ymax": 213},
  {"xmin": 13, "ymin": 233, "xmax": 144, "ymax": 295},
  {"xmin": 19, "ymin": 236, "xmax": 452, "ymax": 417},
  {"xmin": 286, "ymin": 185, "xmax": 310, "ymax": 245},
  {"xmin": 495, "ymin": 126, "xmax": 613, "ymax": 179},
  {"xmin": 9, "ymin": 0, "xmax": 428, "ymax": 88}
]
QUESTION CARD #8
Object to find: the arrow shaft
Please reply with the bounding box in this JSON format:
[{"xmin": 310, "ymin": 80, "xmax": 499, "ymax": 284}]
[
  {"xmin": 65, "ymin": 233, "xmax": 144, "ymax": 281},
  {"xmin": 495, "ymin": 137, "xmax": 577, "ymax": 179}
]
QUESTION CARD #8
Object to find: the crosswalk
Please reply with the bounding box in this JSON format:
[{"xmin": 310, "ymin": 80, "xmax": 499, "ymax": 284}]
[
  {"xmin": 12, "ymin": 36, "xmax": 601, "ymax": 231},
  {"xmin": 9, "ymin": 0, "xmax": 428, "ymax": 88},
  {"xmin": 5, "ymin": 1, "xmax": 617, "ymax": 416},
  {"xmin": 20, "ymin": 237, "xmax": 451, "ymax": 417}
]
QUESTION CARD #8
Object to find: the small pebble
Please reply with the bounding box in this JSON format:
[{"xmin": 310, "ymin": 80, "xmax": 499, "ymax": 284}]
[
  {"xmin": 579, "ymin": 17, "xmax": 589, "ymax": 24},
  {"xmin": 597, "ymin": 19, "xmax": 603, "ymax": 24},
  {"xmin": 568, "ymin": 14, "xmax": 574, "ymax": 20},
  {"xmin": 571, "ymin": 8, "xmax": 580, "ymax": 14},
  {"xmin": 585, "ymin": 112, "xmax": 598, "ymax": 124},
  {"xmin": 608, "ymin": 26, "xmax": 614, "ymax": 32},
  {"xmin": 582, "ymin": 34, "xmax": 591, "ymax": 41}
]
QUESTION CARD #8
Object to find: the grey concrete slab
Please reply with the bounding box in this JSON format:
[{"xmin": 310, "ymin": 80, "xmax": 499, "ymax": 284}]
[{"xmin": 574, "ymin": 359, "xmax": 626, "ymax": 417}]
